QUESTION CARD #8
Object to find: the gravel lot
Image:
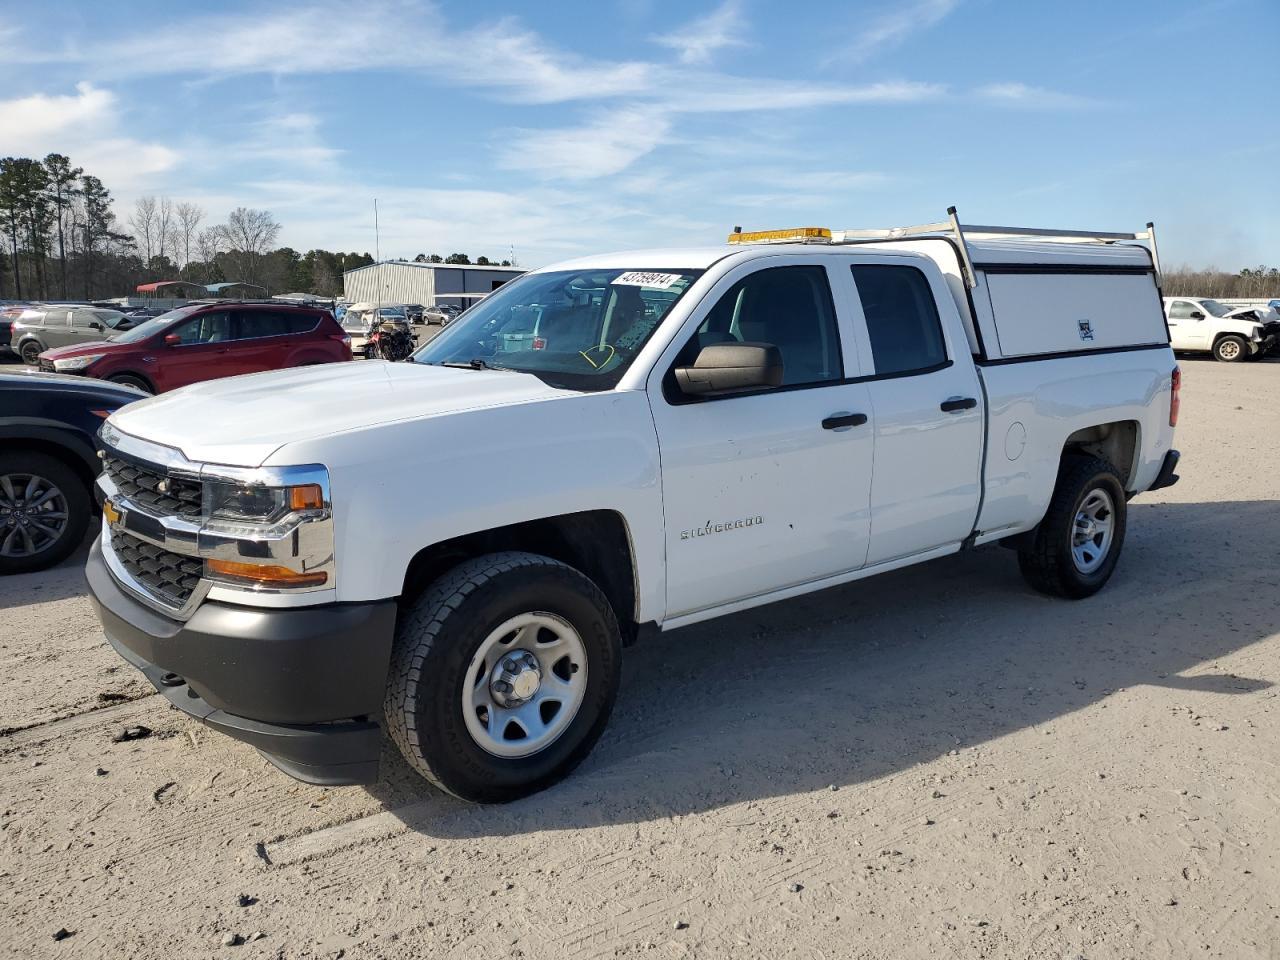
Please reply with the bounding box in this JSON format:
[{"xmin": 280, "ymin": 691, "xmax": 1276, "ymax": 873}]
[{"xmin": 2, "ymin": 357, "xmax": 1277, "ymax": 959}]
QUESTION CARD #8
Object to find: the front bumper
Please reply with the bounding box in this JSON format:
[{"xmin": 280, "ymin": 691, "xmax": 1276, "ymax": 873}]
[{"xmin": 87, "ymin": 537, "xmax": 397, "ymax": 785}]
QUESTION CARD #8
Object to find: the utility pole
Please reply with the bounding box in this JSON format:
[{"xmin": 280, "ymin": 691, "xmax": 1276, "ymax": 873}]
[{"xmin": 374, "ymin": 198, "xmax": 381, "ymax": 263}]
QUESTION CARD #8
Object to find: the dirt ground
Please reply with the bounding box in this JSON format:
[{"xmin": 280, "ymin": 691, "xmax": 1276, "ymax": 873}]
[{"xmin": 2, "ymin": 357, "xmax": 1277, "ymax": 959}]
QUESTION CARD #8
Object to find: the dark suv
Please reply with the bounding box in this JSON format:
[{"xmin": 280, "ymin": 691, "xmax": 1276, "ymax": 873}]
[{"xmin": 37, "ymin": 302, "xmax": 353, "ymax": 393}]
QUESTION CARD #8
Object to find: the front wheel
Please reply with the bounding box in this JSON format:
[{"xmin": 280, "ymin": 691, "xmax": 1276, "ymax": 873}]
[
  {"xmin": 1213, "ymin": 335, "xmax": 1249, "ymax": 363},
  {"xmin": 107, "ymin": 373, "xmax": 153, "ymax": 394},
  {"xmin": 384, "ymin": 552, "xmax": 622, "ymax": 802},
  {"xmin": 1017, "ymin": 456, "xmax": 1127, "ymax": 599},
  {"xmin": 0, "ymin": 451, "xmax": 91, "ymax": 575}
]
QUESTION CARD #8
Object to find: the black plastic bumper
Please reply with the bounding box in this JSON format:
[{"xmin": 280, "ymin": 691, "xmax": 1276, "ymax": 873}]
[
  {"xmin": 87, "ymin": 537, "xmax": 397, "ymax": 786},
  {"xmin": 1149, "ymin": 449, "xmax": 1181, "ymax": 491}
]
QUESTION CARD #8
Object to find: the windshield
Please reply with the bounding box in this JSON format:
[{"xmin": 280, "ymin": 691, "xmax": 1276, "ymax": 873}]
[
  {"xmin": 108, "ymin": 305, "xmax": 201, "ymax": 343},
  {"xmin": 1199, "ymin": 299, "xmax": 1231, "ymax": 318},
  {"xmin": 377, "ymin": 308, "xmax": 407, "ymax": 320},
  {"xmin": 412, "ymin": 267, "xmax": 704, "ymax": 390}
]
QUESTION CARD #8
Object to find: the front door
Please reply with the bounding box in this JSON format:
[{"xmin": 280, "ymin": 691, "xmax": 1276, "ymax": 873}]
[
  {"xmin": 1165, "ymin": 300, "xmax": 1209, "ymax": 351},
  {"xmin": 154, "ymin": 310, "xmax": 235, "ymax": 390},
  {"xmin": 844, "ymin": 261, "xmax": 984, "ymax": 566},
  {"xmin": 41, "ymin": 308, "xmax": 75, "ymax": 348},
  {"xmin": 649, "ymin": 261, "xmax": 875, "ymax": 619}
]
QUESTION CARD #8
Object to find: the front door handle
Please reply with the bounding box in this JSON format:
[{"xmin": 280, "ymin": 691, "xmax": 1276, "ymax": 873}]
[
  {"xmin": 940, "ymin": 397, "xmax": 978, "ymax": 413},
  {"xmin": 822, "ymin": 412, "xmax": 868, "ymax": 430}
]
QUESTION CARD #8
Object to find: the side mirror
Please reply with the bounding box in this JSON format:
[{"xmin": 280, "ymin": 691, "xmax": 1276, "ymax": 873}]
[
  {"xmin": 674, "ymin": 342, "xmax": 784, "ymax": 396},
  {"xmin": 1189, "ymin": 311, "xmax": 1205, "ymax": 320},
  {"xmin": 89, "ymin": 321, "xmax": 103, "ymax": 331},
  {"xmin": 163, "ymin": 333, "xmax": 182, "ymax": 346}
]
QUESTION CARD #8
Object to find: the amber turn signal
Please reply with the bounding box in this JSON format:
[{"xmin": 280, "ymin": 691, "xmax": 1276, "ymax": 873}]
[
  {"xmin": 288, "ymin": 484, "xmax": 325, "ymax": 512},
  {"xmin": 205, "ymin": 559, "xmax": 328, "ymax": 588}
]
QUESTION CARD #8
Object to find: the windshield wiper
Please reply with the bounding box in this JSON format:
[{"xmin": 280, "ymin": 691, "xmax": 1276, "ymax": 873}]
[{"xmin": 440, "ymin": 358, "xmax": 500, "ymax": 371}]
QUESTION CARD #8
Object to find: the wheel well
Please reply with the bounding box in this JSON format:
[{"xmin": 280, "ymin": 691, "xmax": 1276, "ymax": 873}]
[
  {"xmin": 1212, "ymin": 332, "xmax": 1247, "ymax": 350},
  {"xmin": 109, "ymin": 371, "xmax": 156, "ymax": 392},
  {"xmin": 1062, "ymin": 420, "xmax": 1139, "ymax": 489},
  {"xmin": 1, "ymin": 439, "xmax": 96, "ymax": 502},
  {"xmin": 401, "ymin": 510, "xmax": 639, "ymax": 639}
]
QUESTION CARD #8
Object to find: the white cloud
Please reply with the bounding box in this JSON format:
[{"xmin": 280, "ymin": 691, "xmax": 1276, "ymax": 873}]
[
  {"xmin": 0, "ymin": 82, "xmax": 179, "ymax": 187},
  {"xmin": 499, "ymin": 108, "xmax": 673, "ymax": 180},
  {"xmin": 827, "ymin": 0, "xmax": 958, "ymax": 64},
  {"xmin": 975, "ymin": 83, "xmax": 1097, "ymax": 109},
  {"xmin": 652, "ymin": 0, "xmax": 749, "ymax": 65}
]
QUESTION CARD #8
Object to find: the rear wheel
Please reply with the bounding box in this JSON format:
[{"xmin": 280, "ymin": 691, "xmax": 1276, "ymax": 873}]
[
  {"xmin": 1017, "ymin": 456, "xmax": 1127, "ymax": 599},
  {"xmin": 19, "ymin": 341, "xmax": 42, "ymax": 365},
  {"xmin": 384, "ymin": 551, "xmax": 622, "ymax": 803},
  {"xmin": 0, "ymin": 451, "xmax": 90, "ymax": 575},
  {"xmin": 1213, "ymin": 335, "xmax": 1248, "ymax": 363},
  {"xmin": 107, "ymin": 373, "xmax": 153, "ymax": 393}
]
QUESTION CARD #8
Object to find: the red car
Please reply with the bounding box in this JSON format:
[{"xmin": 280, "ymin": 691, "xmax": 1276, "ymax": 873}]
[{"xmin": 38, "ymin": 302, "xmax": 352, "ymax": 393}]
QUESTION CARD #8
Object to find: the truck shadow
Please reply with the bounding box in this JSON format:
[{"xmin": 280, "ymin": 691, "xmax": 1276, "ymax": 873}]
[
  {"xmin": 367, "ymin": 498, "xmax": 1278, "ymax": 835},
  {"xmin": 0, "ymin": 534, "xmax": 94, "ymax": 611}
]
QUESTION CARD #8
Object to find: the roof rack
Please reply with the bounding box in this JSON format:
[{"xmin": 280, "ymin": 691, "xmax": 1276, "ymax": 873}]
[
  {"xmin": 836, "ymin": 206, "xmax": 1160, "ymax": 289},
  {"xmin": 728, "ymin": 206, "xmax": 1160, "ymax": 289}
]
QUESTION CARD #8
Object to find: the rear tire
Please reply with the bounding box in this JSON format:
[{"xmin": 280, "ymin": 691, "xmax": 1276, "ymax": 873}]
[
  {"xmin": 1017, "ymin": 456, "xmax": 1127, "ymax": 599},
  {"xmin": 1213, "ymin": 335, "xmax": 1248, "ymax": 363},
  {"xmin": 19, "ymin": 341, "xmax": 42, "ymax": 365},
  {"xmin": 0, "ymin": 451, "xmax": 90, "ymax": 575},
  {"xmin": 107, "ymin": 374, "xmax": 153, "ymax": 393},
  {"xmin": 385, "ymin": 551, "xmax": 622, "ymax": 803}
]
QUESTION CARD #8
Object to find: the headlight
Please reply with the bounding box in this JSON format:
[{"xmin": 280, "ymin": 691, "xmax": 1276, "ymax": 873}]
[
  {"xmin": 204, "ymin": 480, "xmax": 325, "ymax": 523},
  {"xmin": 53, "ymin": 353, "xmax": 105, "ymax": 371}
]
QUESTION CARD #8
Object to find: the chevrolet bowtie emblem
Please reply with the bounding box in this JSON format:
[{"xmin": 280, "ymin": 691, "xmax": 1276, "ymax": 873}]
[{"xmin": 102, "ymin": 499, "xmax": 122, "ymax": 525}]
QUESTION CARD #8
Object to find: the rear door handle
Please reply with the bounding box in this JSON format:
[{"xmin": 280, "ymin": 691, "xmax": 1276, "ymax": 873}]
[
  {"xmin": 822, "ymin": 412, "xmax": 868, "ymax": 430},
  {"xmin": 940, "ymin": 397, "xmax": 977, "ymax": 413}
]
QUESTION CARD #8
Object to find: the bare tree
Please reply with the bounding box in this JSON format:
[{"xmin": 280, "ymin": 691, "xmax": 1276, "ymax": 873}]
[
  {"xmin": 169, "ymin": 202, "xmax": 204, "ymax": 272},
  {"xmin": 220, "ymin": 207, "xmax": 281, "ymax": 285},
  {"xmin": 194, "ymin": 225, "xmax": 224, "ymax": 281},
  {"xmin": 128, "ymin": 195, "xmax": 158, "ymax": 268},
  {"xmin": 155, "ymin": 196, "xmax": 174, "ymax": 262}
]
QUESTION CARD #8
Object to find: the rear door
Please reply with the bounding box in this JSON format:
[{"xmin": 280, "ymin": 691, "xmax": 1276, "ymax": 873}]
[
  {"xmin": 230, "ymin": 309, "xmax": 295, "ymax": 372},
  {"xmin": 843, "ymin": 260, "xmax": 984, "ymax": 566}
]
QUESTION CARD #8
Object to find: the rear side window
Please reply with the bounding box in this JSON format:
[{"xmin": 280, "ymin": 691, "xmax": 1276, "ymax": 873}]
[
  {"xmin": 287, "ymin": 312, "xmax": 321, "ymax": 334},
  {"xmin": 237, "ymin": 311, "xmax": 294, "ymax": 339},
  {"xmin": 851, "ymin": 265, "xmax": 947, "ymax": 376}
]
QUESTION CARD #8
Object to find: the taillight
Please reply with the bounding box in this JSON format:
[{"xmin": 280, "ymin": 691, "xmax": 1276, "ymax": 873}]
[
  {"xmin": 1169, "ymin": 367, "xmax": 1181, "ymax": 427},
  {"xmin": 533, "ymin": 336, "xmax": 547, "ymax": 350}
]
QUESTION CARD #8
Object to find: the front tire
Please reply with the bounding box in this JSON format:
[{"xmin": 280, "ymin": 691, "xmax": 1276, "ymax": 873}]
[
  {"xmin": 384, "ymin": 551, "xmax": 622, "ymax": 803},
  {"xmin": 1017, "ymin": 456, "xmax": 1127, "ymax": 599},
  {"xmin": 0, "ymin": 451, "xmax": 90, "ymax": 575},
  {"xmin": 107, "ymin": 373, "xmax": 153, "ymax": 394},
  {"xmin": 1213, "ymin": 335, "xmax": 1248, "ymax": 363}
]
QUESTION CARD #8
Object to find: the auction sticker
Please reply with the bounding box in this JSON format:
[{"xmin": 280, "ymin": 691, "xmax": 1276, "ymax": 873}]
[{"xmin": 612, "ymin": 271, "xmax": 683, "ymax": 289}]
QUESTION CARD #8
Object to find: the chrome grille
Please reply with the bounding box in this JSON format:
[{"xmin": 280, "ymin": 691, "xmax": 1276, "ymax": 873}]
[
  {"xmin": 109, "ymin": 528, "xmax": 203, "ymax": 609},
  {"xmin": 103, "ymin": 456, "xmax": 202, "ymax": 518}
]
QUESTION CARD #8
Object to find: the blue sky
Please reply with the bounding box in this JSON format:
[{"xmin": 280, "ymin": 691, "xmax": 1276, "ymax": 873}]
[{"xmin": 1, "ymin": 0, "xmax": 1276, "ymax": 269}]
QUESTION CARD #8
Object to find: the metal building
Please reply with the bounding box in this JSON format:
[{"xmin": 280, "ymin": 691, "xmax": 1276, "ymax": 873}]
[{"xmin": 342, "ymin": 261, "xmax": 525, "ymax": 310}]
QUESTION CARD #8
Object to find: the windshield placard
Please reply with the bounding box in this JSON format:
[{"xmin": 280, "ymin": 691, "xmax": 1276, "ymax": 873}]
[{"xmin": 611, "ymin": 272, "xmax": 684, "ymax": 289}]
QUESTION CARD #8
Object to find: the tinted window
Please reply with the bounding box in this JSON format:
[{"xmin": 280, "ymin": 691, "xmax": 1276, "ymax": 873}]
[
  {"xmin": 238, "ymin": 311, "xmax": 293, "ymax": 339},
  {"xmin": 679, "ymin": 265, "xmax": 842, "ymax": 387},
  {"xmin": 1168, "ymin": 301, "xmax": 1197, "ymax": 320},
  {"xmin": 287, "ymin": 312, "xmax": 321, "ymax": 334},
  {"xmin": 172, "ymin": 311, "xmax": 233, "ymax": 344},
  {"xmin": 851, "ymin": 265, "xmax": 947, "ymax": 375}
]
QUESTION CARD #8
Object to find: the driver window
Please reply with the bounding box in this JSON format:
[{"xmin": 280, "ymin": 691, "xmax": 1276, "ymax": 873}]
[
  {"xmin": 1168, "ymin": 301, "xmax": 1196, "ymax": 320},
  {"xmin": 173, "ymin": 311, "xmax": 232, "ymax": 345},
  {"xmin": 674, "ymin": 265, "xmax": 842, "ymax": 387}
]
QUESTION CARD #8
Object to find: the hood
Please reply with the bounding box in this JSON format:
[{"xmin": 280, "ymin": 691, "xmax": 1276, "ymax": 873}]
[
  {"xmin": 108, "ymin": 360, "xmax": 571, "ymax": 467},
  {"xmin": 39, "ymin": 340, "xmax": 120, "ymax": 359},
  {"xmin": 0, "ymin": 369, "xmax": 145, "ymax": 401}
]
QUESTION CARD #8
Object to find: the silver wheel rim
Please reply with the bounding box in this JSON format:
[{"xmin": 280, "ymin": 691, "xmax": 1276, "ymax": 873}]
[
  {"xmin": 462, "ymin": 612, "xmax": 588, "ymax": 759},
  {"xmin": 1219, "ymin": 340, "xmax": 1241, "ymax": 360},
  {"xmin": 1071, "ymin": 487, "xmax": 1115, "ymax": 575},
  {"xmin": 0, "ymin": 473, "xmax": 70, "ymax": 559}
]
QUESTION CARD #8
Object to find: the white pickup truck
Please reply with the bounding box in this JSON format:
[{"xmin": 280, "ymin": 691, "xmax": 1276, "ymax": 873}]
[
  {"xmin": 88, "ymin": 212, "xmax": 1181, "ymax": 802},
  {"xmin": 1163, "ymin": 296, "xmax": 1280, "ymax": 361}
]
